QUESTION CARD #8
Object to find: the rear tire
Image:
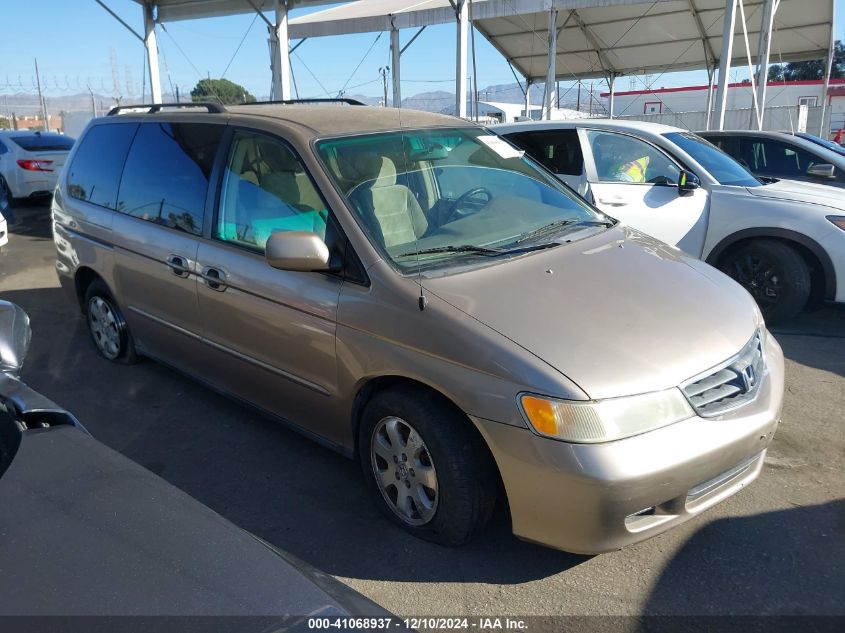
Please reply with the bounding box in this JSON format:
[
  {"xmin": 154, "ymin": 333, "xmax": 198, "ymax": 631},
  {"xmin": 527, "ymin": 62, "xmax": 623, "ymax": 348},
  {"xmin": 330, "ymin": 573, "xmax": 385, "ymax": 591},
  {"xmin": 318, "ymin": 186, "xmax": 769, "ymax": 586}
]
[
  {"xmin": 84, "ymin": 279, "xmax": 138, "ymax": 364},
  {"xmin": 358, "ymin": 387, "xmax": 497, "ymax": 546},
  {"xmin": 720, "ymin": 239, "xmax": 810, "ymax": 324},
  {"xmin": 0, "ymin": 175, "xmax": 18, "ymax": 216}
]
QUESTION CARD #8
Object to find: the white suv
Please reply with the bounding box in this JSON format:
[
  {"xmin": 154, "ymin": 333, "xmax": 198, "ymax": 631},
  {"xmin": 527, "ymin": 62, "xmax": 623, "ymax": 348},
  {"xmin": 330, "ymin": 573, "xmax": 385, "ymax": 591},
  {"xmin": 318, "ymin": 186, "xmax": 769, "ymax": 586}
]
[{"xmin": 495, "ymin": 119, "xmax": 845, "ymax": 322}]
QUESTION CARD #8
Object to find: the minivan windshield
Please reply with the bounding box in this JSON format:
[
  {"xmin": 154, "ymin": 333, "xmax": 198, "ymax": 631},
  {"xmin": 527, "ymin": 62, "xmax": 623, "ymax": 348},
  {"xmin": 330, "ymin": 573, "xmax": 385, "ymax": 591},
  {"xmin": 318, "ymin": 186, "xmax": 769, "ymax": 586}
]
[
  {"xmin": 316, "ymin": 127, "xmax": 609, "ymax": 272},
  {"xmin": 665, "ymin": 132, "xmax": 762, "ymax": 187}
]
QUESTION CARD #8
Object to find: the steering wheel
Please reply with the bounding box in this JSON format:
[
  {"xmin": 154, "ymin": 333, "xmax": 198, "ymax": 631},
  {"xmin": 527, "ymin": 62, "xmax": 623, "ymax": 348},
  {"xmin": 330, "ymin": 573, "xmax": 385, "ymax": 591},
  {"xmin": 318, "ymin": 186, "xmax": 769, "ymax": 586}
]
[{"xmin": 445, "ymin": 187, "xmax": 493, "ymax": 223}]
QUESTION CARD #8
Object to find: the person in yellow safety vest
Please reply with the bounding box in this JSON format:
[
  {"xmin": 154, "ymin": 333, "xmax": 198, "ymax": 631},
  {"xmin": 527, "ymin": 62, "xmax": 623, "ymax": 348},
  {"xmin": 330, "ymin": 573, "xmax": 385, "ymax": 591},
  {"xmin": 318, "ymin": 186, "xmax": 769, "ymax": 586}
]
[{"xmin": 611, "ymin": 155, "xmax": 650, "ymax": 183}]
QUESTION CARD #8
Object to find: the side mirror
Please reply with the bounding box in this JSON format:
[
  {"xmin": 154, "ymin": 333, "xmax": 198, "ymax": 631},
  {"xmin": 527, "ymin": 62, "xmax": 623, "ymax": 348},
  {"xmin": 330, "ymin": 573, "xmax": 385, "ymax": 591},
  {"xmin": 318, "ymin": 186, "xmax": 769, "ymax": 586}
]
[
  {"xmin": 678, "ymin": 169, "xmax": 701, "ymax": 192},
  {"xmin": 807, "ymin": 163, "xmax": 835, "ymax": 179},
  {"xmin": 0, "ymin": 301, "xmax": 31, "ymax": 378},
  {"xmin": 265, "ymin": 231, "xmax": 331, "ymax": 272},
  {"xmin": 678, "ymin": 170, "xmax": 700, "ymax": 194}
]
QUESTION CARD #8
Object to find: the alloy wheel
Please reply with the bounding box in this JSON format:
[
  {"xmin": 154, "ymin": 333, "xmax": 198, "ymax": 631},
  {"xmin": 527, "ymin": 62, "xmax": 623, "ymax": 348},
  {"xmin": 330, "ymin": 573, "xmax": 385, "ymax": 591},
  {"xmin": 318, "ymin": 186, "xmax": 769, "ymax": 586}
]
[
  {"xmin": 731, "ymin": 254, "xmax": 781, "ymax": 311},
  {"xmin": 370, "ymin": 416, "xmax": 439, "ymax": 526}
]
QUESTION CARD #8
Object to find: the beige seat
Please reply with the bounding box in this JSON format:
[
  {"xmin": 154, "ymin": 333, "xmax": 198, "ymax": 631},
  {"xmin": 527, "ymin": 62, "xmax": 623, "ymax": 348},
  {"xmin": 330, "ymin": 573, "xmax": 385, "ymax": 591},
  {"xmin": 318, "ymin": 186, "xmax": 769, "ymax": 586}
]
[{"xmin": 350, "ymin": 154, "xmax": 429, "ymax": 249}]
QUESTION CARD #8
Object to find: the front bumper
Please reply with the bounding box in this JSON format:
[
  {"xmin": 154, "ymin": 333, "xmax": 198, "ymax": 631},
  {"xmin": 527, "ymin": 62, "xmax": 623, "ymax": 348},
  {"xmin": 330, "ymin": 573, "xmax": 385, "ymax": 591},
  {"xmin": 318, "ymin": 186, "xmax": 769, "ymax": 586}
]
[{"xmin": 473, "ymin": 333, "xmax": 784, "ymax": 554}]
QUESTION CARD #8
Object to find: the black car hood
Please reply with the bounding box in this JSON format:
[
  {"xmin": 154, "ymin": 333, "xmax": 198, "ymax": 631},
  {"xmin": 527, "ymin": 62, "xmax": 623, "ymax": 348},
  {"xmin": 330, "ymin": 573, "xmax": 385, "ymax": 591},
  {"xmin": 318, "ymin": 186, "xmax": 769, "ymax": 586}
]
[{"xmin": 0, "ymin": 424, "xmax": 387, "ymax": 618}]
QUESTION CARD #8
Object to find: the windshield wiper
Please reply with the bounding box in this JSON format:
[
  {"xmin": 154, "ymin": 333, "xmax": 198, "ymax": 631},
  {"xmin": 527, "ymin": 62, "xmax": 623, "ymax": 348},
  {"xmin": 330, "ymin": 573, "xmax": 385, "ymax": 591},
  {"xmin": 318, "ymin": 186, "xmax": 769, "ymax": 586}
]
[
  {"xmin": 397, "ymin": 244, "xmax": 504, "ymax": 258},
  {"xmin": 515, "ymin": 218, "xmax": 614, "ymax": 244},
  {"xmin": 397, "ymin": 242, "xmax": 560, "ymax": 259}
]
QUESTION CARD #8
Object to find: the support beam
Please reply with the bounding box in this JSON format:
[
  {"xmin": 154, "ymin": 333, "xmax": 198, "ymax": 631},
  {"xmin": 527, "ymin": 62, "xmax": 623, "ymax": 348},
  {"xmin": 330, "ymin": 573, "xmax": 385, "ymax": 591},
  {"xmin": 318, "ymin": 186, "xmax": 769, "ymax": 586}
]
[
  {"xmin": 607, "ymin": 72, "xmax": 616, "ymax": 118},
  {"xmin": 688, "ymin": 0, "xmax": 718, "ymax": 71},
  {"xmin": 713, "ymin": 0, "xmax": 738, "ymax": 131},
  {"xmin": 391, "ymin": 26, "xmax": 401, "ymax": 109},
  {"xmin": 753, "ymin": 0, "xmax": 776, "ymax": 129},
  {"xmin": 272, "ymin": 0, "xmax": 291, "ymax": 101},
  {"xmin": 571, "ymin": 9, "xmax": 613, "ymax": 78},
  {"xmin": 524, "ymin": 80, "xmax": 532, "ymax": 119},
  {"xmin": 455, "ymin": 0, "xmax": 468, "ymax": 118},
  {"xmin": 818, "ymin": 10, "xmax": 835, "ymax": 137},
  {"xmin": 705, "ymin": 64, "xmax": 717, "ymax": 130},
  {"xmin": 545, "ymin": 8, "xmax": 558, "ymax": 120},
  {"xmin": 143, "ymin": 3, "xmax": 162, "ymax": 104}
]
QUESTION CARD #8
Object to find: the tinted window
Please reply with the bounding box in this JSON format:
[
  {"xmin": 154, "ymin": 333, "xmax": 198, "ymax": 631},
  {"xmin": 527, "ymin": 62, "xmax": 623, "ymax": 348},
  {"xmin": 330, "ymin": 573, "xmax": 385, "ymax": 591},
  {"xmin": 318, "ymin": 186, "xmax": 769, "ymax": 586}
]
[
  {"xmin": 11, "ymin": 133, "xmax": 75, "ymax": 152},
  {"xmin": 67, "ymin": 123, "xmax": 138, "ymax": 209},
  {"xmin": 739, "ymin": 138, "xmax": 821, "ymax": 178},
  {"xmin": 586, "ymin": 130, "xmax": 680, "ymax": 184},
  {"xmin": 506, "ymin": 130, "xmax": 584, "ymax": 175},
  {"xmin": 0, "ymin": 140, "xmax": 7, "ymax": 155},
  {"xmin": 117, "ymin": 122, "xmax": 223, "ymax": 236},
  {"xmin": 216, "ymin": 131, "xmax": 329, "ymax": 251},
  {"xmin": 665, "ymin": 132, "xmax": 761, "ymax": 187}
]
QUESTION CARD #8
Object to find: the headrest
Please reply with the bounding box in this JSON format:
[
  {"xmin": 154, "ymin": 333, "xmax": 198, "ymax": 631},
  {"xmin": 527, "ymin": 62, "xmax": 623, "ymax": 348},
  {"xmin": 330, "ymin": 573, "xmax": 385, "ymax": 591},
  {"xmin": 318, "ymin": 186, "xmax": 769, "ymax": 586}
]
[
  {"xmin": 335, "ymin": 148, "xmax": 397, "ymax": 188},
  {"xmin": 258, "ymin": 140, "xmax": 300, "ymax": 173}
]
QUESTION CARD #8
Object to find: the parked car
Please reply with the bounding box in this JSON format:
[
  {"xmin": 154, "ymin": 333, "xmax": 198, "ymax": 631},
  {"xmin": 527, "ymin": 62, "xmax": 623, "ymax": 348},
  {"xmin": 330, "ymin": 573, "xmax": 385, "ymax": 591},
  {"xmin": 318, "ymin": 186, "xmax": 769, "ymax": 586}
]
[
  {"xmin": 495, "ymin": 119, "xmax": 845, "ymax": 322},
  {"xmin": 0, "ymin": 299, "xmax": 393, "ymax": 618},
  {"xmin": 0, "ymin": 130, "xmax": 74, "ymax": 207},
  {"xmin": 699, "ymin": 129, "xmax": 845, "ymax": 188},
  {"xmin": 53, "ymin": 102, "xmax": 783, "ymax": 554}
]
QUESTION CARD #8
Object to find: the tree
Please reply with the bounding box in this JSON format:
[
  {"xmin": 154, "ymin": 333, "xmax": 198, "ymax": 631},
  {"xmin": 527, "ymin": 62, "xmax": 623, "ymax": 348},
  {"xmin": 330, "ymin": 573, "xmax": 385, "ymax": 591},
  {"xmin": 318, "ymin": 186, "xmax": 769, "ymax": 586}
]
[
  {"xmin": 0, "ymin": 117, "xmax": 10, "ymax": 129},
  {"xmin": 190, "ymin": 78, "xmax": 256, "ymax": 105},
  {"xmin": 768, "ymin": 40, "xmax": 844, "ymax": 82}
]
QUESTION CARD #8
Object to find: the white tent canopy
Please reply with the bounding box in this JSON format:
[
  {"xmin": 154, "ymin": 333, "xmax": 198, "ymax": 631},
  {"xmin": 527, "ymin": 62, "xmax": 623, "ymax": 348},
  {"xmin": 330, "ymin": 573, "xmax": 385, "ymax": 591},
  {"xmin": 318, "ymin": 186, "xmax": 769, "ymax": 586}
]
[{"xmin": 116, "ymin": 0, "xmax": 835, "ymax": 129}]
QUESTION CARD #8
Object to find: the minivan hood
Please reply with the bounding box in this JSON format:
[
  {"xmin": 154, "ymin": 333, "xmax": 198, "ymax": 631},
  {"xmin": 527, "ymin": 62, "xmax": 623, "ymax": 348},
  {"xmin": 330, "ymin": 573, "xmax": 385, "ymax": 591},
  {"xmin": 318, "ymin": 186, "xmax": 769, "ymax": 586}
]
[
  {"xmin": 424, "ymin": 226, "xmax": 758, "ymax": 400},
  {"xmin": 746, "ymin": 179, "xmax": 845, "ymax": 210}
]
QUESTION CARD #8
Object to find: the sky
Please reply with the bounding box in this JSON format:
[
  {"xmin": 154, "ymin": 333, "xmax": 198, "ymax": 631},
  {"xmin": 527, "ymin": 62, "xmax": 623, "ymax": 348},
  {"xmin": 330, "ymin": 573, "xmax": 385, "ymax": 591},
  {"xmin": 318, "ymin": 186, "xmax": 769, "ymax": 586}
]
[{"xmin": 1, "ymin": 0, "xmax": 843, "ymax": 106}]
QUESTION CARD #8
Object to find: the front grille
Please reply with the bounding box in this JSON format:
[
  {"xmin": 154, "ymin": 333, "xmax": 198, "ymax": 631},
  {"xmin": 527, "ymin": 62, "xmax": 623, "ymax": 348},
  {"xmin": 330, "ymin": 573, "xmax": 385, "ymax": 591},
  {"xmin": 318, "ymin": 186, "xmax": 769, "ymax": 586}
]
[{"xmin": 682, "ymin": 332, "xmax": 764, "ymax": 417}]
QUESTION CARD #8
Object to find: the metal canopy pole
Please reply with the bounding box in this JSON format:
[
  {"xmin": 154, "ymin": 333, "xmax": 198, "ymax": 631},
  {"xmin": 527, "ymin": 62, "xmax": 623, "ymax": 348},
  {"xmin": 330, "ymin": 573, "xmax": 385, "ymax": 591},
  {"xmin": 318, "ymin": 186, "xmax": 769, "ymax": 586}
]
[
  {"xmin": 143, "ymin": 3, "xmax": 162, "ymax": 104},
  {"xmin": 818, "ymin": 15, "xmax": 835, "ymax": 136},
  {"xmin": 705, "ymin": 64, "xmax": 717, "ymax": 130},
  {"xmin": 545, "ymin": 7, "xmax": 558, "ymax": 120},
  {"xmin": 391, "ymin": 26, "xmax": 401, "ymax": 108},
  {"xmin": 713, "ymin": 0, "xmax": 738, "ymax": 130},
  {"xmin": 272, "ymin": 0, "xmax": 291, "ymax": 101},
  {"xmin": 524, "ymin": 79, "xmax": 532, "ymax": 118},
  {"xmin": 607, "ymin": 72, "xmax": 616, "ymax": 118},
  {"xmin": 456, "ymin": 0, "xmax": 468, "ymax": 118},
  {"xmin": 754, "ymin": 0, "xmax": 777, "ymax": 130}
]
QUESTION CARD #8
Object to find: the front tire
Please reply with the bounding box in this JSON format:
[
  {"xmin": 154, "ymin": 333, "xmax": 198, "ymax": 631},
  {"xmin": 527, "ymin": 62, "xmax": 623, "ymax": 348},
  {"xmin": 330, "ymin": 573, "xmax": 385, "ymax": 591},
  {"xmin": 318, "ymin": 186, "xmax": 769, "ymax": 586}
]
[
  {"xmin": 359, "ymin": 387, "xmax": 497, "ymax": 546},
  {"xmin": 720, "ymin": 239, "xmax": 810, "ymax": 324},
  {"xmin": 84, "ymin": 279, "xmax": 138, "ymax": 364}
]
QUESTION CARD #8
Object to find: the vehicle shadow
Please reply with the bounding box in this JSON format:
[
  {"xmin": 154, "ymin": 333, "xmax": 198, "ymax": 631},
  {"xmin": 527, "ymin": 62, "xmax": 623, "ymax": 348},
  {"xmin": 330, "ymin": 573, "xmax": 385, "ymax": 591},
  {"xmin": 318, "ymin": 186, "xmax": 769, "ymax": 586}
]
[
  {"xmin": 5, "ymin": 202, "xmax": 53, "ymax": 240},
  {"xmin": 771, "ymin": 304, "xmax": 845, "ymax": 378},
  {"xmin": 642, "ymin": 500, "xmax": 845, "ymax": 616},
  {"xmin": 0, "ymin": 286, "xmax": 588, "ymax": 585}
]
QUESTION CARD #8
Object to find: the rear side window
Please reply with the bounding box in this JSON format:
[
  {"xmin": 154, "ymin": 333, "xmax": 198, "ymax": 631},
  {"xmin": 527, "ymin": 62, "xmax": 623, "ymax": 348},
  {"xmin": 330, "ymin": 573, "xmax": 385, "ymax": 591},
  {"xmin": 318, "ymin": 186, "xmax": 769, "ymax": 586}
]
[
  {"xmin": 67, "ymin": 123, "xmax": 138, "ymax": 210},
  {"xmin": 116, "ymin": 122, "xmax": 224, "ymax": 236},
  {"xmin": 505, "ymin": 129, "xmax": 584, "ymax": 176},
  {"xmin": 11, "ymin": 134, "xmax": 75, "ymax": 152}
]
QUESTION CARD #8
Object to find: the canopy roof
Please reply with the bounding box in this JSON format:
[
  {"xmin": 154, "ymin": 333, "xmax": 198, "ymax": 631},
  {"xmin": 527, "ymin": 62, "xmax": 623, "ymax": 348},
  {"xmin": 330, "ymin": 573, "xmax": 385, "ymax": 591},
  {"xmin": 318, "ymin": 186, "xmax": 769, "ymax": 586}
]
[
  {"xmin": 131, "ymin": 0, "xmax": 337, "ymax": 22},
  {"xmin": 287, "ymin": 0, "xmax": 835, "ymax": 81}
]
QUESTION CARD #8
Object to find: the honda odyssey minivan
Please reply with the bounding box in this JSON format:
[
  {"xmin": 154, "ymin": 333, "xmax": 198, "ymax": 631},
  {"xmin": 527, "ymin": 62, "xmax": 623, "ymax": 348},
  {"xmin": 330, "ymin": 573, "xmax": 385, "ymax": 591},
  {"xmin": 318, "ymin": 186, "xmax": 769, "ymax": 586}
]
[{"xmin": 53, "ymin": 102, "xmax": 784, "ymax": 553}]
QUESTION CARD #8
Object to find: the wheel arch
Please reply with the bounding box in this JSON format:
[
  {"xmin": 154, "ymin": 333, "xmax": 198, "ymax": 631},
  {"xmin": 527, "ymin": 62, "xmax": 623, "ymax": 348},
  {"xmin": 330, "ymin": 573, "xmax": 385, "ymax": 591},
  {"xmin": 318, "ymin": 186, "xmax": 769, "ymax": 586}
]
[
  {"xmin": 705, "ymin": 228, "xmax": 836, "ymax": 301},
  {"xmin": 74, "ymin": 266, "xmax": 105, "ymax": 310},
  {"xmin": 350, "ymin": 374, "xmax": 506, "ymax": 492}
]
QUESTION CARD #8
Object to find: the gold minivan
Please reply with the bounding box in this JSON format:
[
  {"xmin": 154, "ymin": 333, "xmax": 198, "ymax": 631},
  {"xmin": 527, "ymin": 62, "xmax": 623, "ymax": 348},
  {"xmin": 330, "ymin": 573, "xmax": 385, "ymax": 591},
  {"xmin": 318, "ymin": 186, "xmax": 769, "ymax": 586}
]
[{"xmin": 53, "ymin": 102, "xmax": 783, "ymax": 553}]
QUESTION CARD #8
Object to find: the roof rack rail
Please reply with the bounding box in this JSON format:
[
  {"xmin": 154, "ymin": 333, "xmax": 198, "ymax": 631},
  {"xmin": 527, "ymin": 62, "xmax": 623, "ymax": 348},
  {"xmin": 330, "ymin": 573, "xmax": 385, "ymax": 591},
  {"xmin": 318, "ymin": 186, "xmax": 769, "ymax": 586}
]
[
  {"xmin": 239, "ymin": 98, "xmax": 366, "ymax": 107},
  {"xmin": 106, "ymin": 102, "xmax": 228, "ymax": 116}
]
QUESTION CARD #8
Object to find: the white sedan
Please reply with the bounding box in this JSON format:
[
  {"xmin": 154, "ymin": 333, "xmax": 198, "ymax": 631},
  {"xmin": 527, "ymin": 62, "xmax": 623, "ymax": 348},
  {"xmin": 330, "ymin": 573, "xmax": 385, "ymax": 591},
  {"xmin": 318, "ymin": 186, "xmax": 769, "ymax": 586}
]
[
  {"xmin": 0, "ymin": 130, "xmax": 74, "ymax": 207},
  {"xmin": 495, "ymin": 119, "xmax": 845, "ymax": 323}
]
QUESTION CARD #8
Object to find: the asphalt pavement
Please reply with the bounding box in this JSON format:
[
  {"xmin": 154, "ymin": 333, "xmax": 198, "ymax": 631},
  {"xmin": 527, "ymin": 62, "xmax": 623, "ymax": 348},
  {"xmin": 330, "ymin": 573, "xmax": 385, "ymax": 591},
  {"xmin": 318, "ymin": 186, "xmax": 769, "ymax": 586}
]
[{"xmin": 1, "ymin": 202, "xmax": 843, "ymax": 618}]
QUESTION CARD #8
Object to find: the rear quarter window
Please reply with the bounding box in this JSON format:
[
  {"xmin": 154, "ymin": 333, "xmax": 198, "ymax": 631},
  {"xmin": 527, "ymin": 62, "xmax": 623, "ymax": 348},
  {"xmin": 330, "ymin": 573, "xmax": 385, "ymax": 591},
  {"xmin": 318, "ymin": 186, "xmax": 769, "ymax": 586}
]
[
  {"xmin": 11, "ymin": 134, "xmax": 75, "ymax": 152},
  {"xmin": 67, "ymin": 123, "xmax": 138, "ymax": 210},
  {"xmin": 505, "ymin": 130, "xmax": 584, "ymax": 175}
]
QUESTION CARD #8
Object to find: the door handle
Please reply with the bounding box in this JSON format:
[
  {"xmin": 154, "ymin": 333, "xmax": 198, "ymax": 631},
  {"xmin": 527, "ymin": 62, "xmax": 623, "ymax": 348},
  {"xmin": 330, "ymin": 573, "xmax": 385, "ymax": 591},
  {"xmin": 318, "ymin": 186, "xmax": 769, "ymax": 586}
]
[
  {"xmin": 166, "ymin": 254, "xmax": 191, "ymax": 278},
  {"xmin": 200, "ymin": 266, "xmax": 228, "ymax": 291},
  {"xmin": 598, "ymin": 197, "xmax": 629, "ymax": 207}
]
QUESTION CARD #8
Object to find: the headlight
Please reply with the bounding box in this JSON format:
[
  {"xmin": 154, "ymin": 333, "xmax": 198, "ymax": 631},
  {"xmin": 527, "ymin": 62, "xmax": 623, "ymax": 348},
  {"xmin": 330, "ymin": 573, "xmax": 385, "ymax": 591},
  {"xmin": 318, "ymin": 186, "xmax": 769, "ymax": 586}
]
[{"xmin": 520, "ymin": 389, "xmax": 695, "ymax": 443}]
